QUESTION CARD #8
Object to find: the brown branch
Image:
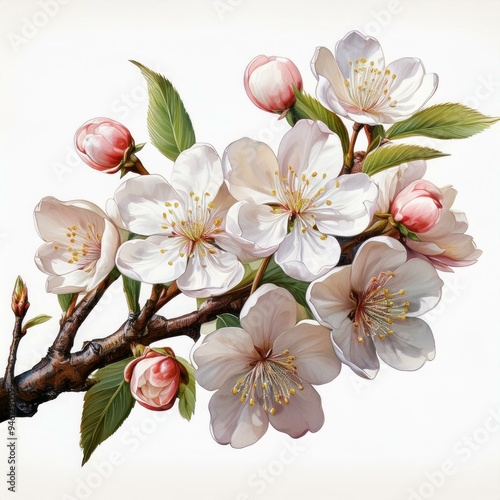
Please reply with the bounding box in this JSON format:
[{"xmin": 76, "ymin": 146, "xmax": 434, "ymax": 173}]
[{"xmin": 0, "ymin": 286, "xmax": 249, "ymax": 422}]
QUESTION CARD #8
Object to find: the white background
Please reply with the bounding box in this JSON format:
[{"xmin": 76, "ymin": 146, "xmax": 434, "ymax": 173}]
[{"xmin": 0, "ymin": 1, "xmax": 499, "ymax": 499}]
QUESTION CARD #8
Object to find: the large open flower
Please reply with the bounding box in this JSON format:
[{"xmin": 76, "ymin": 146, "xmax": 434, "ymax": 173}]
[
  {"xmin": 312, "ymin": 31, "xmax": 438, "ymax": 125},
  {"xmin": 373, "ymin": 162, "xmax": 482, "ymax": 271},
  {"xmin": 223, "ymin": 119, "xmax": 377, "ymax": 281},
  {"xmin": 307, "ymin": 237, "xmax": 443, "ymax": 379},
  {"xmin": 113, "ymin": 144, "xmax": 244, "ymax": 298},
  {"xmin": 34, "ymin": 197, "xmax": 121, "ymax": 293},
  {"xmin": 194, "ymin": 284, "xmax": 341, "ymax": 448}
]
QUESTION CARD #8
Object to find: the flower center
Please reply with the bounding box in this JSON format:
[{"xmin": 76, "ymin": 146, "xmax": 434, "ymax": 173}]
[
  {"xmin": 232, "ymin": 348, "xmax": 304, "ymax": 415},
  {"xmin": 54, "ymin": 223, "xmax": 102, "ymax": 273},
  {"xmin": 158, "ymin": 191, "xmax": 223, "ymax": 260},
  {"xmin": 345, "ymin": 59, "xmax": 398, "ymax": 110},
  {"xmin": 351, "ymin": 271, "xmax": 410, "ymax": 343}
]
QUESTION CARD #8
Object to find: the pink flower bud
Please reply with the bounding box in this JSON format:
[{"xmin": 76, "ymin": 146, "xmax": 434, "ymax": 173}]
[
  {"xmin": 75, "ymin": 117, "xmax": 133, "ymax": 174},
  {"xmin": 244, "ymin": 55, "xmax": 303, "ymax": 114},
  {"xmin": 124, "ymin": 347, "xmax": 182, "ymax": 411},
  {"xmin": 390, "ymin": 180, "xmax": 443, "ymax": 233}
]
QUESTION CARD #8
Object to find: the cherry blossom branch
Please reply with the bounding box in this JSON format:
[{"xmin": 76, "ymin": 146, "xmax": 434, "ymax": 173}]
[
  {"xmin": 0, "ymin": 285, "xmax": 249, "ymax": 423},
  {"xmin": 344, "ymin": 122, "xmax": 363, "ymax": 174}
]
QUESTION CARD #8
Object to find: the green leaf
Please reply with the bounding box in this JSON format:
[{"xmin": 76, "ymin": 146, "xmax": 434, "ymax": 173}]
[
  {"xmin": 261, "ymin": 258, "xmax": 311, "ymax": 314},
  {"xmin": 80, "ymin": 358, "xmax": 135, "ymax": 466},
  {"xmin": 362, "ymin": 144, "xmax": 448, "ymax": 176},
  {"xmin": 396, "ymin": 223, "xmax": 420, "ymax": 241},
  {"xmin": 216, "ymin": 313, "xmax": 241, "ymax": 329},
  {"xmin": 130, "ymin": 60, "xmax": 196, "ymax": 161},
  {"xmin": 386, "ymin": 103, "xmax": 500, "ymax": 140},
  {"xmin": 122, "ymin": 275, "xmax": 141, "ymax": 314},
  {"xmin": 291, "ymin": 90, "xmax": 350, "ymax": 155},
  {"xmin": 176, "ymin": 356, "xmax": 196, "ymax": 422},
  {"xmin": 58, "ymin": 293, "xmax": 76, "ymax": 312},
  {"xmin": 23, "ymin": 314, "xmax": 51, "ymax": 331}
]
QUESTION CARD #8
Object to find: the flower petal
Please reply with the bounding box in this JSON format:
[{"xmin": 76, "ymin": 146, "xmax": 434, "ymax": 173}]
[
  {"xmin": 277, "ymin": 119, "xmax": 343, "ymax": 180},
  {"xmin": 307, "ymin": 266, "xmax": 354, "ymax": 329},
  {"xmin": 331, "ymin": 318, "xmax": 380, "ymax": 379},
  {"xmin": 194, "ymin": 327, "xmax": 258, "ymax": 390},
  {"xmin": 227, "ymin": 201, "xmax": 288, "ymax": 257},
  {"xmin": 223, "ymin": 137, "xmax": 279, "ymax": 204},
  {"xmin": 273, "ymin": 321, "xmax": 341, "ymax": 384},
  {"xmin": 350, "ymin": 237, "xmax": 407, "ymax": 292},
  {"xmin": 275, "ymin": 222, "xmax": 341, "ymax": 281},
  {"xmin": 208, "ymin": 377, "xmax": 269, "ymax": 448},
  {"xmin": 388, "ymin": 258, "xmax": 443, "ymax": 315},
  {"xmin": 240, "ymin": 284, "xmax": 298, "ymax": 353},
  {"xmin": 170, "ymin": 144, "xmax": 223, "ymax": 205},
  {"xmin": 373, "ymin": 317, "xmax": 435, "ymax": 371},
  {"xmin": 113, "ymin": 175, "xmax": 180, "ymax": 236},
  {"xmin": 116, "ymin": 236, "xmax": 187, "ymax": 284},
  {"xmin": 176, "ymin": 243, "xmax": 244, "ymax": 298},
  {"xmin": 269, "ymin": 381, "xmax": 325, "ymax": 437}
]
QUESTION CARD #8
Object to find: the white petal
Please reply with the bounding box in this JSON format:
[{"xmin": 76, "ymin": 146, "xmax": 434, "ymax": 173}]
[
  {"xmin": 208, "ymin": 378, "xmax": 269, "ymax": 448},
  {"xmin": 34, "ymin": 197, "xmax": 106, "ymax": 243},
  {"xmin": 269, "ymin": 381, "xmax": 325, "ymax": 437},
  {"xmin": 113, "ymin": 175, "xmax": 179, "ymax": 236},
  {"xmin": 273, "ymin": 321, "xmax": 341, "ymax": 384},
  {"xmin": 314, "ymin": 173, "xmax": 377, "ymax": 236},
  {"xmin": 240, "ymin": 284, "xmax": 298, "ymax": 353},
  {"xmin": 194, "ymin": 328, "xmax": 258, "ymax": 390},
  {"xmin": 388, "ymin": 259, "xmax": 443, "ymax": 316},
  {"xmin": 116, "ymin": 237, "xmax": 187, "ymax": 284},
  {"xmin": 331, "ymin": 318, "xmax": 380, "ymax": 379},
  {"xmin": 373, "ymin": 317, "xmax": 435, "ymax": 371},
  {"xmin": 385, "ymin": 57, "xmax": 425, "ymax": 100},
  {"xmin": 351, "ymin": 237, "xmax": 407, "ymax": 292},
  {"xmin": 228, "ymin": 201, "xmax": 288, "ymax": 257},
  {"xmin": 176, "ymin": 243, "xmax": 244, "ymax": 298},
  {"xmin": 307, "ymin": 266, "xmax": 354, "ymax": 330},
  {"xmin": 335, "ymin": 31, "xmax": 385, "ymax": 79},
  {"xmin": 277, "ymin": 120, "xmax": 343, "ymax": 179},
  {"xmin": 223, "ymin": 137, "xmax": 279, "ymax": 204},
  {"xmin": 311, "ymin": 46, "xmax": 352, "ymax": 104},
  {"xmin": 45, "ymin": 271, "xmax": 91, "ymax": 294},
  {"xmin": 275, "ymin": 223, "xmax": 341, "ymax": 281},
  {"xmin": 170, "ymin": 144, "xmax": 223, "ymax": 205},
  {"xmin": 315, "ymin": 75, "xmax": 350, "ymax": 117}
]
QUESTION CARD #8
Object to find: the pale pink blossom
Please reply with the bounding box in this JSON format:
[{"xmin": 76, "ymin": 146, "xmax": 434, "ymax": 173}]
[
  {"xmin": 124, "ymin": 347, "xmax": 184, "ymax": 411},
  {"xmin": 312, "ymin": 31, "xmax": 438, "ymax": 125},
  {"xmin": 244, "ymin": 55, "xmax": 303, "ymax": 114},
  {"xmin": 34, "ymin": 197, "xmax": 121, "ymax": 293},
  {"xmin": 391, "ymin": 179, "xmax": 443, "ymax": 233},
  {"xmin": 373, "ymin": 162, "xmax": 482, "ymax": 271},
  {"xmin": 194, "ymin": 284, "xmax": 341, "ymax": 448},
  {"xmin": 75, "ymin": 117, "xmax": 133, "ymax": 173},
  {"xmin": 307, "ymin": 237, "xmax": 443, "ymax": 379}
]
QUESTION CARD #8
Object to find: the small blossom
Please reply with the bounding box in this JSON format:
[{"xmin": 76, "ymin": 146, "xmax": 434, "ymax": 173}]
[
  {"xmin": 194, "ymin": 284, "xmax": 341, "ymax": 448},
  {"xmin": 113, "ymin": 144, "xmax": 244, "ymax": 298},
  {"xmin": 391, "ymin": 179, "xmax": 443, "ymax": 233},
  {"xmin": 374, "ymin": 162, "xmax": 482, "ymax": 271},
  {"xmin": 244, "ymin": 55, "xmax": 303, "ymax": 115},
  {"xmin": 34, "ymin": 197, "xmax": 121, "ymax": 293},
  {"xmin": 124, "ymin": 347, "xmax": 184, "ymax": 411},
  {"xmin": 223, "ymin": 119, "xmax": 378, "ymax": 281},
  {"xmin": 312, "ymin": 31, "xmax": 438, "ymax": 125},
  {"xmin": 307, "ymin": 236, "xmax": 443, "ymax": 379},
  {"xmin": 75, "ymin": 117, "xmax": 133, "ymax": 173}
]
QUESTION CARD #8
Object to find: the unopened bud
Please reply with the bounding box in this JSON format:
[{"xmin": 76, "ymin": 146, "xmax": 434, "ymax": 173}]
[{"xmin": 12, "ymin": 276, "xmax": 30, "ymax": 317}]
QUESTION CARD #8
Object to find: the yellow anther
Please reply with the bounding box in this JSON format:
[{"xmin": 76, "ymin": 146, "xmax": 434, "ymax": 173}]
[
  {"xmin": 319, "ymin": 235, "xmax": 327, "ymax": 240},
  {"xmin": 208, "ymin": 248, "xmax": 217, "ymax": 254},
  {"xmin": 272, "ymin": 190, "xmax": 277, "ymax": 196},
  {"xmin": 283, "ymin": 398, "xmax": 289, "ymax": 404},
  {"xmin": 205, "ymin": 192, "xmax": 211, "ymax": 197},
  {"xmin": 357, "ymin": 336, "xmax": 364, "ymax": 343},
  {"xmin": 269, "ymin": 408, "xmax": 276, "ymax": 415},
  {"xmin": 179, "ymin": 252, "xmax": 185, "ymax": 257},
  {"xmin": 354, "ymin": 321, "xmax": 359, "ymax": 327},
  {"xmin": 54, "ymin": 245, "xmax": 59, "ymax": 250},
  {"xmin": 311, "ymin": 172, "xmax": 317, "ymax": 177},
  {"xmin": 388, "ymin": 330, "xmax": 394, "ymax": 335},
  {"xmin": 249, "ymin": 398, "xmax": 255, "ymax": 406},
  {"xmin": 379, "ymin": 334, "xmax": 386, "ymax": 340},
  {"xmin": 399, "ymin": 289, "xmax": 406, "ymax": 295},
  {"xmin": 161, "ymin": 225, "xmax": 168, "ymax": 229},
  {"xmin": 326, "ymin": 200, "xmax": 332, "ymax": 206},
  {"xmin": 165, "ymin": 202, "xmax": 171, "ymax": 207},
  {"xmin": 168, "ymin": 261, "xmax": 173, "ymax": 266},
  {"xmin": 283, "ymin": 350, "xmax": 289, "ymax": 355},
  {"xmin": 301, "ymin": 227, "xmax": 307, "ymax": 233},
  {"xmin": 214, "ymin": 218, "xmax": 222, "ymax": 227},
  {"xmin": 162, "ymin": 212, "xmax": 167, "ymax": 219},
  {"xmin": 160, "ymin": 249, "xmax": 166, "ymax": 254},
  {"xmin": 289, "ymin": 388, "xmax": 295, "ymax": 395},
  {"xmin": 174, "ymin": 202, "xmax": 179, "ymax": 208},
  {"xmin": 232, "ymin": 387, "xmax": 238, "ymax": 394}
]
